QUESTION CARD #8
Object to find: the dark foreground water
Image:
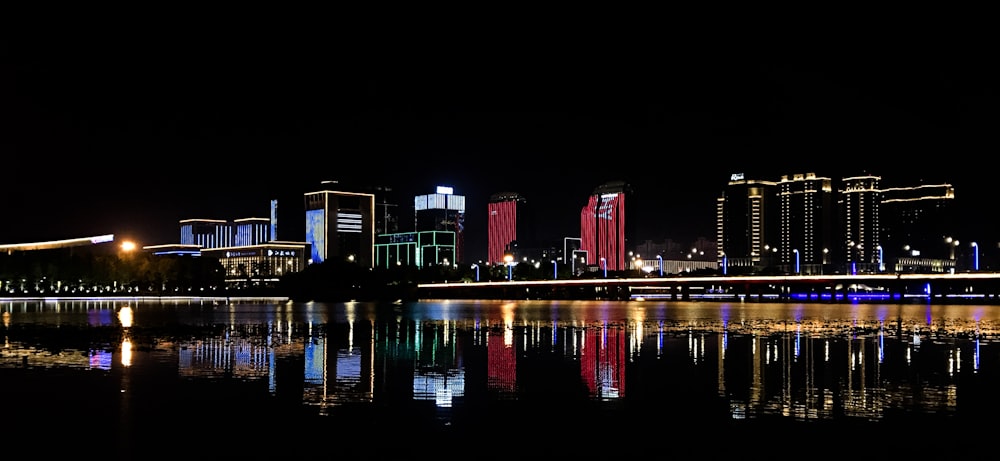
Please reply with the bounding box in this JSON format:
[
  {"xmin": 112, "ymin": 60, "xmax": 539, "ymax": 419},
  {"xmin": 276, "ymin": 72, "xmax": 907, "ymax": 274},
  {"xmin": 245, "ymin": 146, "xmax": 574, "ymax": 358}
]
[{"xmin": 3, "ymin": 297, "xmax": 1000, "ymax": 458}]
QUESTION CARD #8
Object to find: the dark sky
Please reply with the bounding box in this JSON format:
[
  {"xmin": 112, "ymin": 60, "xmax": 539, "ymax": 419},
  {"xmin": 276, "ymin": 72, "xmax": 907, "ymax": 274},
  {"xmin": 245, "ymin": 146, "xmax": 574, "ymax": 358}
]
[{"xmin": 2, "ymin": 32, "xmax": 997, "ymax": 262}]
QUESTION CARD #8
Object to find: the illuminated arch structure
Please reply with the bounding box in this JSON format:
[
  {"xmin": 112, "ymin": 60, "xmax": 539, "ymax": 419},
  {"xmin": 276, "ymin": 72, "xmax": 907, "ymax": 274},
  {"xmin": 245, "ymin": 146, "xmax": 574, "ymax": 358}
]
[{"xmin": 0, "ymin": 234, "xmax": 116, "ymax": 254}]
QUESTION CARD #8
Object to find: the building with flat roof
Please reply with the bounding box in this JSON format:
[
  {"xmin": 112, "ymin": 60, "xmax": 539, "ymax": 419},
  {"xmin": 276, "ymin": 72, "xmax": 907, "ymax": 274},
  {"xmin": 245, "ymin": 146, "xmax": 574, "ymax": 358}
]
[
  {"xmin": 201, "ymin": 241, "xmax": 310, "ymax": 288},
  {"xmin": 717, "ymin": 173, "xmax": 779, "ymax": 274},
  {"xmin": 487, "ymin": 192, "xmax": 525, "ymax": 266},
  {"xmin": 580, "ymin": 181, "xmax": 631, "ymax": 272},
  {"xmin": 304, "ymin": 181, "xmax": 375, "ymax": 268},
  {"xmin": 840, "ymin": 175, "xmax": 882, "ymax": 274},
  {"xmin": 234, "ymin": 217, "xmax": 271, "ymax": 247},
  {"xmin": 180, "ymin": 219, "xmax": 232, "ymax": 249},
  {"xmin": 881, "ymin": 182, "xmax": 957, "ymax": 273},
  {"xmin": 374, "ymin": 230, "xmax": 456, "ymax": 269},
  {"xmin": 778, "ymin": 172, "xmax": 834, "ymax": 275},
  {"xmin": 415, "ymin": 186, "xmax": 465, "ymax": 264}
]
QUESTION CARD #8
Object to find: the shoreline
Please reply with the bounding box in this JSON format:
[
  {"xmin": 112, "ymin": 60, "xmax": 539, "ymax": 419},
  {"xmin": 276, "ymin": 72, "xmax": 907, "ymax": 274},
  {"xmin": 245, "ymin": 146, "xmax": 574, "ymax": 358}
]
[{"xmin": 0, "ymin": 295, "xmax": 291, "ymax": 303}]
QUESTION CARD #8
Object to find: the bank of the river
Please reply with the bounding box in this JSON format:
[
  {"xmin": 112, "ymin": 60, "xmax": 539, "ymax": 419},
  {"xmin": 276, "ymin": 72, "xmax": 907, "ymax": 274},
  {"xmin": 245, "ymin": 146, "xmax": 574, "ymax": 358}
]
[{"xmin": 0, "ymin": 295, "xmax": 291, "ymax": 303}]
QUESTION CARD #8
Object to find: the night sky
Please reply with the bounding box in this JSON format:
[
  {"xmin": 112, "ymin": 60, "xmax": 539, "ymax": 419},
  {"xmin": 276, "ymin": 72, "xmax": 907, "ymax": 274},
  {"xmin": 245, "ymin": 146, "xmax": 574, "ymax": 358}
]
[{"xmin": 3, "ymin": 31, "xmax": 997, "ymax": 263}]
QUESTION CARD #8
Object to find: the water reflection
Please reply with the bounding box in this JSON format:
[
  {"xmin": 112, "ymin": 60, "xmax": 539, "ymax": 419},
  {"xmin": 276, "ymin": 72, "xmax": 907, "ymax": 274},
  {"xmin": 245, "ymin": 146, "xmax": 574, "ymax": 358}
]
[{"xmin": 3, "ymin": 298, "xmax": 1000, "ymax": 451}]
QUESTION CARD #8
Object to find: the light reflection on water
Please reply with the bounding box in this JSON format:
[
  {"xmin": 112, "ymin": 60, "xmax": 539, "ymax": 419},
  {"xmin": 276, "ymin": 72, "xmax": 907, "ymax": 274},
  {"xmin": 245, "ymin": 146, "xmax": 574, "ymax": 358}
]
[{"xmin": 3, "ymin": 298, "xmax": 1000, "ymax": 455}]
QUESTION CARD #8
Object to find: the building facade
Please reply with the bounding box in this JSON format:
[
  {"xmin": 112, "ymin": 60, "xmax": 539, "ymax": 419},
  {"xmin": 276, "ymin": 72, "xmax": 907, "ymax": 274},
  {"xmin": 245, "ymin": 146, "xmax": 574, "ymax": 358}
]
[
  {"xmin": 881, "ymin": 182, "xmax": 957, "ymax": 273},
  {"xmin": 487, "ymin": 192, "xmax": 525, "ymax": 266},
  {"xmin": 414, "ymin": 186, "xmax": 465, "ymax": 263},
  {"xmin": 374, "ymin": 230, "xmax": 456, "ymax": 269},
  {"xmin": 778, "ymin": 173, "xmax": 834, "ymax": 274},
  {"xmin": 579, "ymin": 181, "xmax": 630, "ymax": 272},
  {"xmin": 234, "ymin": 217, "xmax": 271, "ymax": 247},
  {"xmin": 717, "ymin": 173, "xmax": 779, "ymax": 274},
  {"xmin": 201, "ymin": 241, "xmax": 310, "ymax": 288},
  {"xmin": 180, "ymin": 219, "xmax": 232, "ymax": 249},
  {"xmin": 304, "ymin": 182, "xmax": 375, "ymax": 268},
  {"xmin": 839, "ymin": 175, "xmax": 882, "ymax": 274}
]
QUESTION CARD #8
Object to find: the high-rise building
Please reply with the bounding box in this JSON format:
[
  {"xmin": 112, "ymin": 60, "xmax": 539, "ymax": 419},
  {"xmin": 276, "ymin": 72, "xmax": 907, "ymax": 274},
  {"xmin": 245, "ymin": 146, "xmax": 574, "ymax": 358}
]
[
  {"xmin": 881, "ymin": 182, "xmax": 956, "ymax": 271},
  {"xmin": 839, "ymin": 175, "xmax": 882, "ymax": 274},
  {"xmin": 778, "ymin": 173, "xmax": 834, "ymax": 274},
  {"xmin": 234, "ymin": 217, "xmax": 271, "ymax": 247},
  {"xmin": 718, "ymin": 172, "xmax": 962, "ymax": 275},
  {"xmin": 371, "ymin": 185, "xmax": 401, "ymax": 236},
  {"xmin": 179, "ymin": 219, "xmax": 232, "ymax": 249},
  {"xmin": 414, "ymin": 186, "xmax": 465, "ymax": 263},
  {"xmin": 487, "ymin": 192, "xmax": 525, "ymax": 266},
  {"xmin": 327, "ymin": 183, "xmax": 403, "ymax": 236},
  {"xmin": 579, "ymin": 181, "xmax": 630, "ymax": 272},
  {"xmin": 717, "ymin": 173, "xmax": 779, "ymax": 274},
  {"xmin": 304, "ymin": 181, "xmax": 375, "ymax": 267}
]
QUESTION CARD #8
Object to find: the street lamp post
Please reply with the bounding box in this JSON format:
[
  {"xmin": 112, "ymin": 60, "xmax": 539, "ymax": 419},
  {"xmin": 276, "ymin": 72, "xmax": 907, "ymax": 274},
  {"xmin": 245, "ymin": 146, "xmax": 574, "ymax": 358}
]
[
  {"xmin": 944, "ymin": 237, "xmax": 959, "ymax": 274},
  {"xmin": 551, "ymin": 260, "xmax": 558, "ymax": 279},
  {"xmin": 848, "ymin": 241, "xmax": 857, "ymax": 275},
  {"xmin": 877, "ymin": 245, "xmax": 884, "ymax": 272},
  {"xmin": 504, "ymin": 254, "xmax": 514, "ymax": 281},
  {"xmin": 471, "ymin": 264, "xmax": 479, "ymax": 282},
  {"xmin": 656, "ymin": 255, "xmax": 663, "ymax": 277},
  {"xmin": 972, "ymin": 242, "xmax": 979, "ymax": 271},
  {"xmin": 600, "ymin": 257, "xmax": 607, "ymax": 278},
  {"xmin": 793, "ymin": 249, "xmax": 800, "ymax": 274}
]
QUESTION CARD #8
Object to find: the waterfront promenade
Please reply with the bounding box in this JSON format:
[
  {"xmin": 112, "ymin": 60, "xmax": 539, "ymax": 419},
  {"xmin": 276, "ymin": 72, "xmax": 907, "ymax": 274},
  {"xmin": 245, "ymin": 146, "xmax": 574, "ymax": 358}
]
[{"xmin": 417, "ymin": 272, "xmax": 1000, "ymax": 303}]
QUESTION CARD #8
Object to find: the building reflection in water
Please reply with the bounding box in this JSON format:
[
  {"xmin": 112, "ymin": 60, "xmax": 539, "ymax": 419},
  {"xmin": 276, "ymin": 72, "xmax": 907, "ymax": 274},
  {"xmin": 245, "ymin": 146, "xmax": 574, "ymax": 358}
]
[{"xmin": 1, "ymin": 299, "xmax": 997, "ymax": 425}]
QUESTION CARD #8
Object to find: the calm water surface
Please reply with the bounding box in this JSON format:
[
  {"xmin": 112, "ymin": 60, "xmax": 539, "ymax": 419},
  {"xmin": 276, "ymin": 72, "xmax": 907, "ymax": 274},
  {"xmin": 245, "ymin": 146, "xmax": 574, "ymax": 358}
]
[{"xmin": 3, "ymin": 298, "xmax": 1000, "ymax": 458}]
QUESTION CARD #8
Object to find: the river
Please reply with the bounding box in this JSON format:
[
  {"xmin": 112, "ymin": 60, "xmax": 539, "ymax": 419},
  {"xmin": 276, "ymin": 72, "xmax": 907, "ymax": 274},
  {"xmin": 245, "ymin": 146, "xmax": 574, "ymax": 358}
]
[{"xmin": 2, "ymin": 297, "xmax": 997, "ymax": 458}]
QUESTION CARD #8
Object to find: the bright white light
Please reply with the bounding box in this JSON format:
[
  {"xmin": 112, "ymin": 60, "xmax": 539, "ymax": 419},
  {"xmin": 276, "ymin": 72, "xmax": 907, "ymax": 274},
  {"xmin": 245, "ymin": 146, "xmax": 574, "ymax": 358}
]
[
  {"xmin": 121, "ymin": 337, "xmax": 132, "ymax": 367},
  {"xmin": 118, "ymin": 306, "xmax": 134, "ymax": 328}
]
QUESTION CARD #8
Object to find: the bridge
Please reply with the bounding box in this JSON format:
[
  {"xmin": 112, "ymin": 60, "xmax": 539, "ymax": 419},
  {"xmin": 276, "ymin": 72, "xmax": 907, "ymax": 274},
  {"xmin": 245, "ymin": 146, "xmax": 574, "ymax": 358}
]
[{"xmin": 416, "ymin": 272, "xmax": 1000, "ymax": 303}]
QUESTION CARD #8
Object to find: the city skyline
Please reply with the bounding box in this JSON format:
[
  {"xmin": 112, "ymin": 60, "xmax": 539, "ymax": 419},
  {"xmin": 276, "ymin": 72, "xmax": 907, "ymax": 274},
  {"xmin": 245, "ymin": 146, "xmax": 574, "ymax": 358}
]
[{"xmin": 4, "ymin": 34, "xmax": 996, "ymax": 262}]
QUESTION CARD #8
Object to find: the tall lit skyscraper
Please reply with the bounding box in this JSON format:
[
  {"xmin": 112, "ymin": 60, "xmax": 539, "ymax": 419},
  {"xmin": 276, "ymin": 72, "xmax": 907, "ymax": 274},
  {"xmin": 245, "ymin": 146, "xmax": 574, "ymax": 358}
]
[
  {"xmin": 777, "ymin": 173, "xmax": 834, "ymax": 274},
  {"xmin": 415, "ymin": 186, "xmax": 465, "ymax": 264},
  {"xmin": 304, "ymin": 181, "xmax": 375, "ymax": 267},
  {"xmin": 579, "ymin": 181, "xmax": 629, "ymax": 272},
  {"xmin": 839, "ymin": 175, "xmax": 881, "ymax": 273},
  {"xmin": 717, "ymin": 173, "xmax": 779, "ymax": 274},
  {"xmin": 487, "ymin": 192, "xmax": 525, "ymax": 265}
]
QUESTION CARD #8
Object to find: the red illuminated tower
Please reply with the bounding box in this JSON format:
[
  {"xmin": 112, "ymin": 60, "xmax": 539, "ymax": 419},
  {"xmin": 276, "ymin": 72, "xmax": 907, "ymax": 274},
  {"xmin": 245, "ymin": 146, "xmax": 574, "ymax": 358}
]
[
  {"xmin": 487, "ymin": 192, "xmax": 525, "ymax": 265},
  {"xmin": 579, "ymin": 181, "xmax": 630, "ymax": 272}
]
